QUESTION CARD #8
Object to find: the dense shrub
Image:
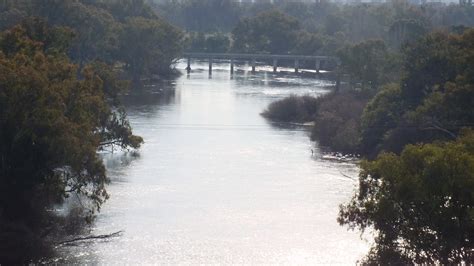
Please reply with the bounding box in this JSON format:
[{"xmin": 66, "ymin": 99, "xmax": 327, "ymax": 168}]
[
  {"xmin": 261, "ymin": 94, "xmax": 319, "ymax": 123},
  {"xmin": 311, "ymin": 91, "xmax": 368, "ymax": 153},
  {"xmin": 262, "ymin": 91, "xmax": 369, "ymax": 153}
]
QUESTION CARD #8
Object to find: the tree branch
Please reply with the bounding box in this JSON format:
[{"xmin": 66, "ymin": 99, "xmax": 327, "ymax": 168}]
[
  {"xmin": 56, "ymin": 230, "xmax": 123, "ymax": 246},
  {"xmin": 422, "ymin": 120, "xmax": 457, "ymax": 140}
]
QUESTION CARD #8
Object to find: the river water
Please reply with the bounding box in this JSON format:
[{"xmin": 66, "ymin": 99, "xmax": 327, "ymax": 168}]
[{"xmin": 57, "ymin": 61, "xmax": 370, "ymax": 264}]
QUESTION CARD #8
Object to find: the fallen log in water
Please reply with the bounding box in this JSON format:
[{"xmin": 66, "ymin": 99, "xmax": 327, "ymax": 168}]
[{"xmin": 56, "ymin": 231, "xmax": 123, "ymax": 246}]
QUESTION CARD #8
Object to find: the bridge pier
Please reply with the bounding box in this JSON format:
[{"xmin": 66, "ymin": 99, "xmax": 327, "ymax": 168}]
[
  {"xmin": 251, "ymin": 58, "xmax": 256, "ymax": 73},
  {"xmin": 186, "ymin": 57, "xmax": 191, "ymax": 73},
  {"xmin": 273, "ymin": 59, "xmax": 278, "ymax": 72},
  {"xmin": 315, "ymin": 59, "xmax": 320, "ymax": 74},
  {"xmin": 230, "ymin": 58, "xmax": 234, "ymax": 75},
  {"xmin": 208, "ymin": 57, "xmax": 213, "ymax": 75},
  {"xmin": 294, "ymin": 59, "xmax": 299, "ymax": 73}
]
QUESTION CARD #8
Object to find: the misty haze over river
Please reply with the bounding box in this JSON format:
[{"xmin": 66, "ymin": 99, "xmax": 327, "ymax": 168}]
[{"xmin": 55, "ymin": 61, "xmax": 371, "ymax": 264}]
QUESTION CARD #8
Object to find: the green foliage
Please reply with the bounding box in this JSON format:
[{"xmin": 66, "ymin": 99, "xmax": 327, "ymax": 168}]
[
  {"xmin": 339, "ymin": 130, "xmax": 474, "ymax": 264},
  {"xmin": 337, "ymin": 39, "xmax": 395, "ymax": 92},
  {"xmin": 96, "ymin": 0, "xmax": 157, "ymax": 22},
  {"xmin": 0, "ymin": 24, "xmax": 142, "ymax": 261},
  {"xmin": 360, "ymin": 29, "xmax": 474, "ymax": 155},
  {"xmin": 292, "ymin": 31, "xmax": 325, "ymax": 55},
  {"xmin": 185, "ymin": 32, "xmax": 230, "ymax": 53},
  {"xmin": 401, "ymin": 31, "xmax": 459, "ymax": 107},
  {"xmin": 0, "ymin": 0, "xmax": 183, "ymax": 81},
  {"xmin": 154, "ymin": 0, "xmax": 474, "ymax": 57},
  {"xmin": 261, "ymin": 95, "xmax": 319, "ymax": 123},
  {"xmin": 262, "ymin": 91, "xmax": 368, "ymax": 154},
  {"xmin": 360, "ymin": 84, "xmax": 405, "ymax": 156},
  {"xmin": 232, "ymin": 10, "xmax": 300, "ymax": 54},
  {"xmin": 323, "ymin": 13, "xmax": 346, "ymax": 35},
  {"xmin": 30, "ymin": 0, "xmax": 119, "ymax": 64},
  {"xmin": 311, "ymin": 91, "xmax": 368, "ymax": 153},
  {"xmin": 157, "ymin": 0, "xmax": 241, "ymax": 32},
  {"xmin": 204, "ymin": 32, "xmax": 230, "ymax": 53},
  {"xmin": 118, "ymin": 16, "xmax": 183, "ymax": 81},
  {"xmin": 388, "ymin": 18, "xmax": 427, "ymax": 48},
  {"xmin": 340, "ymin": 28, "xmax": 474, "ymax": 264}
]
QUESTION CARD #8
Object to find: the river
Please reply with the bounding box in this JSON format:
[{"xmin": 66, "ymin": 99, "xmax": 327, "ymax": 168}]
[{"xmin": 56, "ymin": 61, "xmax": 370, "ymax": 264}]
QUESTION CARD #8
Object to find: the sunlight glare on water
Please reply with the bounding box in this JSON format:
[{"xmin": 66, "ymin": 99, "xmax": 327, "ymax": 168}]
[{"xmin": 57, "ymin": 61, "xmax": 371, "ymax": 264}]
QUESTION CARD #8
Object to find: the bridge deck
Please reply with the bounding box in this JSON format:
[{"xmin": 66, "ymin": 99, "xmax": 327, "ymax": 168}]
[
  {"xmin": 183, "ymin": 52, "xmax": 336, "ymax": 62},
  {"xmin": 182, "ymin": 52, "xmax": 340, "ymax": 74}
]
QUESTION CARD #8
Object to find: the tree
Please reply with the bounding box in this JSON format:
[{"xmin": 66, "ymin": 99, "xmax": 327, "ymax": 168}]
[
  {"xmin": 118, "ymin": 16, "xmax": 183, "ymax": 82},
  {"xmin": 30, "ymin": 0, "xmax": 119, "ymax": 65},
  {"xmin": 232, "ymin": 10, "xmax": 300, "ymax": 54},
  {"xmin": 337, "ymin": 39, "xmax": 392, "ymax": 92},
  {"xmin": 292, "ymin": 31, "xmax": 324, "ymax": 55},
  {"xmin": 261, "ymin": 95, "xmax": 319, "ymax": 123},
  {"xmin": 97, "ymin": 0, "xmax": 157, "ymax": 22},
  {"xmin": 324, "ymin": 13, "xmax": 346, "ymax": 35},
  {"xmin": 359, "ymin": 29, "xmax": 474, "ymax": 156},
  {"xmin": 204, "ymin": 32, "xmax": 230, "ymax": 53},
  {"xmin": 359, "ymin": 84, "xmax": 405, "ymax": 156},
  {"xmin": 185, "ymin": 32, "xmax": 231, "ymax": 53},
  {"xmin": 339, "ymin": 130, "xmax": 474, "ymax": 264},
  {"xmin": 180, "ymin": 0, "xmax": 241, "ymax": 32},
  {"xmin": 311, "ymin": 91, "xmax": 368, "ymax": 153},
  {"xmin": 0, "ymin": 24, "xmax": 142, "ymax": 262},
  {"xmin": 401, "ymin": 31, "xmax": 459, "ymax": 107},
  {"xmin": 185, "ymin": 31, "xmax": 206, "ymax": 52},
  {"xmin": 388, "ymin": 18, "xmax": 427, "ymax": 48},
  {"xmin": 0, "ymin": 0, "xmax": 183, "ymax": 81}
]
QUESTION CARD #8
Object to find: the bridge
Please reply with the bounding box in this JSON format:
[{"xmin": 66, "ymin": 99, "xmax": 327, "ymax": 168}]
[{"xmin": 183, "ymin": 52, "xmax": 340, "ymax": 75}]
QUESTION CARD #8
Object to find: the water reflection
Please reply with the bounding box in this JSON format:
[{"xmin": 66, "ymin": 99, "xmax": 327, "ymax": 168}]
[{"xmin": 120, "ymin": 81, "xmax": 177, "ymax": 114}]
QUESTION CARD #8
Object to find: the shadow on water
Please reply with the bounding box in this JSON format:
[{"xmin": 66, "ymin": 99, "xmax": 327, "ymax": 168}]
[
  {"xmin": 265, "ymin": 120, "xmax": 313, "ymax": 132},
  {"xmin": 102, "ymin": 151, "xmax": 141, "ymax": 170},
  {"xmin": 101, "ymin": 151, "xmax": 141, "ymax": 183},
  {"xmin": 119, "ymin": 79, "xmax": 178, "ymax": 115}
]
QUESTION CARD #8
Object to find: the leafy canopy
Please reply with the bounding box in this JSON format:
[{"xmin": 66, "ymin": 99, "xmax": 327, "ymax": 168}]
[
  {"xmin": 0, "ymin": 23, "xmax": 142, "ymax": 230},
  {"xmin": 339, "ymin": 130, "xmax": 474, "ymax": 264}
]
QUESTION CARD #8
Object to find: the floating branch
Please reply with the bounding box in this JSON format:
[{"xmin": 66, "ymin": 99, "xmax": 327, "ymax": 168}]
[{"xmin": 56, "ymin": 230, "xmax": 123, "ymax": 246}]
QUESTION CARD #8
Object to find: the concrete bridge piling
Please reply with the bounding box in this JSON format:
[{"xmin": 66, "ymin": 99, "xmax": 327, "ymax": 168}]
[{"xmin": 208, "ymin": 57, "xmax": 213, "ymax": 75}]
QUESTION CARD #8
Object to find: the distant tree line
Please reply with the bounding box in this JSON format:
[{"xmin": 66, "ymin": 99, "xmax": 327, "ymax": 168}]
[
  {"xmin": 153, "ymin": 0, "xmax": 474, "ymax": 56},
  {"xmin": 0, "ymin": 0, "xmax": 183, "ymax": 82}
]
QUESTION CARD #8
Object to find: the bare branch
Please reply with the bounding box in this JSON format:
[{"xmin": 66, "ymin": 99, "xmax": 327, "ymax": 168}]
[{"xmin": 56, "ymin": 230, "xmax": 123, "ymax": 246}]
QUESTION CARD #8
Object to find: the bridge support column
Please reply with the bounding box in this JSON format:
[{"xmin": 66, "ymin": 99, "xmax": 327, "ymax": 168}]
[
  {"xmin": 230, "ymin": 58, "xmax": 234, "ymax": 75},
  {"xmin": 315, "ymin": 59, "xmax": 320, "ymax": 74},
  {"xmin": 251, "ymin": 58, "xmax": 256, "ymax": 73},
  {"xmin": 208, "ymin": 57, "xmax": 213, "ymax": 75},
  {"xmin": 294, "ymin": 59, "xmax": 299, "ymax": 73},
  {"xmin": 335, "ymin": 61, "xmax": 342, "ymax": 92},
  {"xmin": 186, "ymin": 57, "xmax": 191, "ymax": 73},
  {"xmin": 273, "ymin": 59, "xmax": 278, "ymax": 72}
]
